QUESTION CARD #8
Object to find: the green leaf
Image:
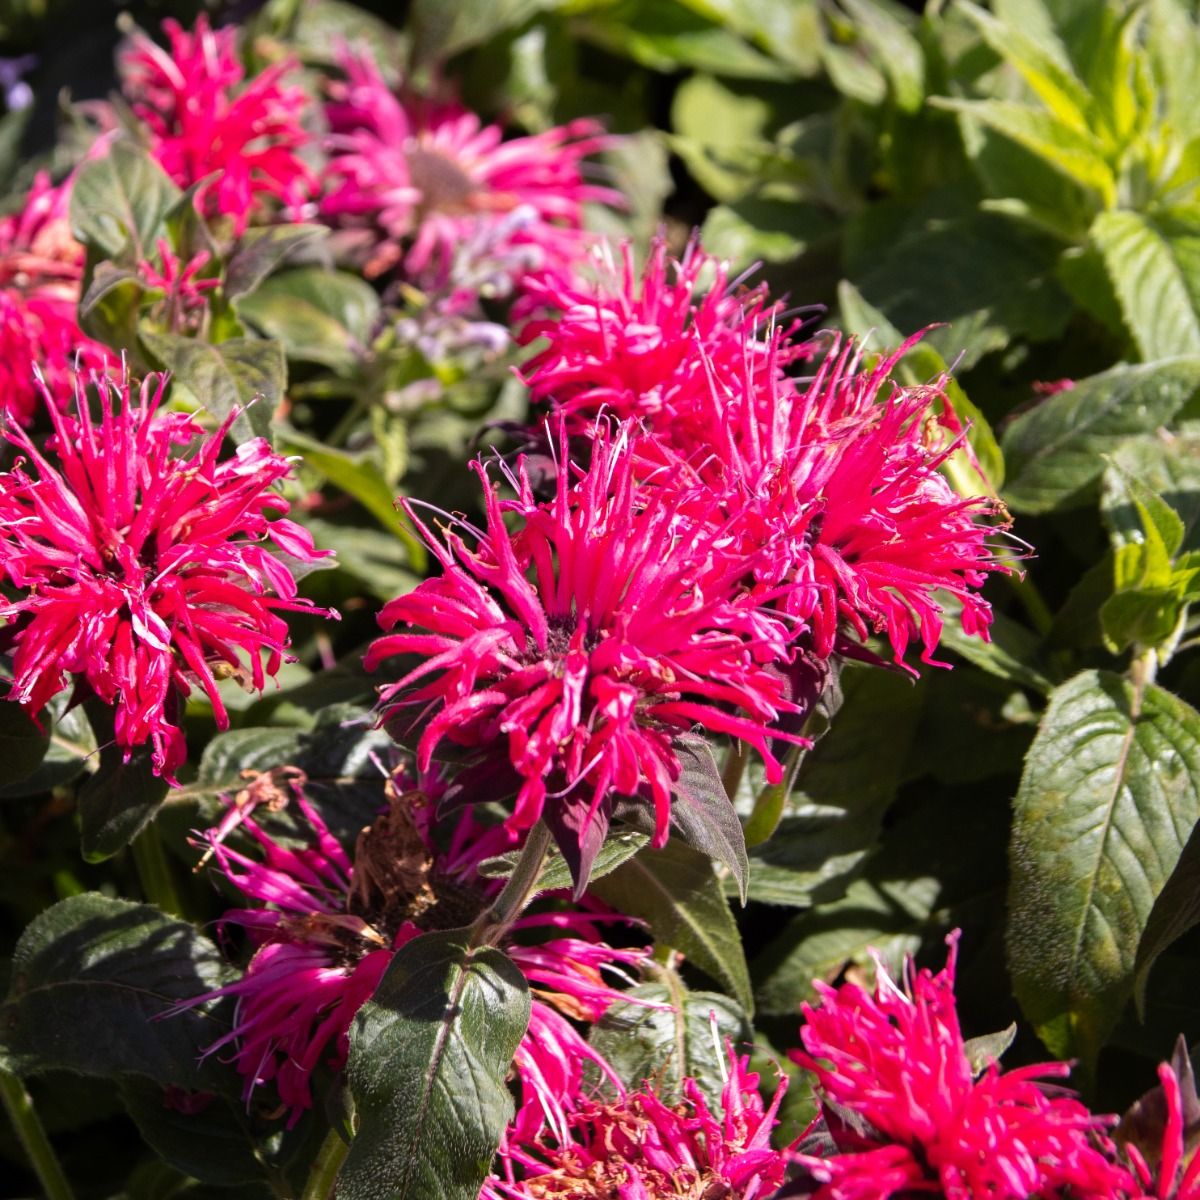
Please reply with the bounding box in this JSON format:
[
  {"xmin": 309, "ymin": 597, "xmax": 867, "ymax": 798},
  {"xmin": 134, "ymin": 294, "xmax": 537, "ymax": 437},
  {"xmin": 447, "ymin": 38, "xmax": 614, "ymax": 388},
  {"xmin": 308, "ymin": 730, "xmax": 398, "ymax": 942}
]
[
  {"xmin": 963, "ymin": 1023, "xmax": 1018, "ymax": 1076},
  {"xmin": 339, "ymin": 930, "xmax": 530, "ymax": 1200},
  {"xmin": 1133, "ymin": 815, "xmax": 1200, "ymax": 1012},
  {"xmin": 839, "ymin": 0, "xmax": 925, "ymax": 113},
  {"xmin": 1091, "ymin": 211, "xmax": 1200, "ymax": 361},
  {"xmin": 1110, "ymin": 432, "xmax": 1200, "ymax": 555},
  {"xmin": 1103, "ymin": 463, "xmax": 1186, "ymax": 563},
  {"xmin": 0, "ymin": 701, "xmax": 49, "ymax": 786},
  {"xmin": 0, "ymin": 701, "xmax": 96, "ymax": 800},
  {"xmin": 69, "ymin": 141, "xmax": 182, "ymax": 261},
  {"xmin": 931, "ymin": 98, "xmax": 1115, "ymax": 203},
  {"xmin": 141, "ymin": 331, "xmax": 286, "ymax": 445},
  {"xmin": 78, "ymin": 259, "xmax": 144, "ymax": 354},
  {"xmin": 1001, "ymin": 358, "xmax": 1200, "ymax": 513},
  {"xmin": 477, "ymin": 829, "xmax": 649, "ymax": 893},
  {"xmin": 77, "ymin": 701, "xmax": 169, "ymax": 862},
  {"xmin": 588, "ymin": 978, "xmax": 749, "ymax": 1105},
  {"xmin": 591, "ymin": 838, "xmax": 754, "ymax": 1016},
  {"xmin": 280, "ymin": 428, "xmax": 425, "ymax": 568},
  {"xmin": 0, "ymin": 894, "xmax": 232, "ymax": 1086},
  {"xmin": 409, "ymin": 0, "xmax": 551, "ymax": 65},
  {"xmin": 744, "ymin": 666, "xmax": 923, "ymax": 907},
  {"xmin": 223, "ymin": 225, "xmax": 329, "ymax": 300},
  {"xmin": 236, "ymin": 268, "xmax": 380, "ymax": 374},
  {"xmin": 1008, "ymin": 669, "xmax": 1200, "ymax": 1071},
  {"xmin": 937, "ymin": 601, "xmax": 1053, "ymax": 693}
]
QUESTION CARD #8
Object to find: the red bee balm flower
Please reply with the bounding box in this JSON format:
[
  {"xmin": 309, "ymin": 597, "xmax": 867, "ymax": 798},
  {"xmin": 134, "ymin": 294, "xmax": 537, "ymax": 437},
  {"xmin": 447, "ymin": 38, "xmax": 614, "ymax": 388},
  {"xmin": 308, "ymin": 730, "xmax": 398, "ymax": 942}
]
[
  {"xmin": 481, "ymin": 1043, "xmax": 794, "ymax": 1200},
  {"xmin": 365, "ymin": 421, "xmax": 800, "ymax": 883},
  {"xmin": 0, "ymin": 369, "xmax": 335, "ymax": 779},
  {"xmin": 120, "ymin": 16, "xmax": 315, "ymax": 232},
  {"xmin": 181, "ymin": 779, "xmax": 649, "ymax": 1132},
  {"xmin": 0, "ymin": 172, "xmax": 110, "ymax": 426},
  {"xmin": 322, "ymin": 48, "xmax": 617, "ymax": 289},
  {"xmin": 791, "ymin": 933, "xmax": 1121, "ymax": 1200}
]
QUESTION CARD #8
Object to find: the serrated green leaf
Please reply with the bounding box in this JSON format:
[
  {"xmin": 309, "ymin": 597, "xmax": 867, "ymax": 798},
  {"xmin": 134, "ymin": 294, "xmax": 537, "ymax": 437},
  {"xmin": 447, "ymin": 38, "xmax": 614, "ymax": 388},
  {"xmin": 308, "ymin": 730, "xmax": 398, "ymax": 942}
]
[
  {"xmin": 141, "ymin": 331, "xmax": 285, "ymax": 445},
  {"xmin": 236, "ymin": 268, "xmax": 380, "ymax": 374},
  {"xmin": 339, "ymin": 930, "xmax": 530, "ymax": 1200},
  {"xmin": 1002, "ymin": 359, "xmax": 1200, "ymax": 513},
  {"xmin": 0, "ymin": 894, "xmax": 232, "ymax": 1086},
  {"xmin": 1008, "ymin": 669, "xmax": 1200, "ymax": 1072},
  {"xmin": 1134, "ymin": 815, "xmax": 1200, "ymax": 1012},
  {"xmin": 588, "ymin": 978, "xmax": 749, "ymax": 1106},
  {"xmin": 933, "ymin": 98, "xmax": 1115, "ymax": 203},
  {"xmin": 69, "ymin": 141, "xmax": 181, "ymax": 261},
  {"xmin": 1091, "ymin": 211, "xmax": 1200, "ymax": 361},
  {"xmin": 592, "ymin": 838, "xmax": 753, "ymax": 1017},
  {"xmin": 1103, "ymin": 463, "xmax": 1187, "ymax": 562}
]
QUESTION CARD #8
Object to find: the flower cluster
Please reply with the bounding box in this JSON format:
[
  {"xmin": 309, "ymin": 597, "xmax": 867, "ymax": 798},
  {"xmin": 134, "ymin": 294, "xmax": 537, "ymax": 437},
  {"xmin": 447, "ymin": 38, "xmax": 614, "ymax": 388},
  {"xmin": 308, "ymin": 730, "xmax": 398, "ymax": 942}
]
[
  {"xmin": 323, "ymin": 47, "xmax": 616, "ymax": 292},
  {"xmin": 0, "ymin": 172, "xmax": 109, "ymax": 426},
  {"xmin": 120, "ymin": 15, "xmax": 314, "ymax": 232},
  {"xmin": 0, "ymin": 368, "xmax": 335, "ymax": 779},
  {"xmin": 184, "ymin": 773, "xmax": 650, "ymax": 1134},
  {"xmin": 366, "ymin": 419, "xmax": 802, "ymax": 882},
  {"xmin": 481, "ymin": 1043, "xmax": 794, "ymax": 1200}
]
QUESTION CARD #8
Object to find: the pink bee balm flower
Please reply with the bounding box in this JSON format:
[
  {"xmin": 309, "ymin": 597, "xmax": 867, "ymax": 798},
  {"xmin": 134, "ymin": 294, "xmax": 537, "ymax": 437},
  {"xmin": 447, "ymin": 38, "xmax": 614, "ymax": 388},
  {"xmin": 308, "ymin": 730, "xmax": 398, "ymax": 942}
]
[
  {"xmin": 0, "ymin": 172, "xmax": 110, "ymax": 426},
  {"xmin": 136, "ymin": 238, "xmax": 220, "ymax": 334},
  {"xmin": 0, "ymin": 367, "xmax": 335, "ymax": 779},
  {"xmin": 364, "ymin": 419, "xmax": 801, "ymax": 886},
  {"xmin": 790, "ymin": 932, "xmax": 1121, "ymax": 1200},
  {"xmin": 322, "ymin": 48, "xmax": 617, "ymax": 290},
  {"xmin": 481, "ymin": 1042, "xmax": 794, "ymax": 1200},
  {"xmin": 182, "ymin": 778, "xmax": 649, "ymax": 1132},
  {"xmin": 519, "ymin": 236, "xmax": 810, "ymax": 443},
  {"xmin": 120, "ymin": 16, "xmax": 315, "ymax": 233},
  {"xmin": 684, "ymin": 331, "xmax": 1008, "ymax": 669}
]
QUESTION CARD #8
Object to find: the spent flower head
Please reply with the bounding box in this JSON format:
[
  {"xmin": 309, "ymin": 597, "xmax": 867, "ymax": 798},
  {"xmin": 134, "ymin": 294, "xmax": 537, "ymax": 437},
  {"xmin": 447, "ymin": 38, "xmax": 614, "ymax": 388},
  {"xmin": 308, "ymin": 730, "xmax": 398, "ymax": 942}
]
[{"xmin": 0, "ymin": 366, "xmax": 335, "ymax": 779}]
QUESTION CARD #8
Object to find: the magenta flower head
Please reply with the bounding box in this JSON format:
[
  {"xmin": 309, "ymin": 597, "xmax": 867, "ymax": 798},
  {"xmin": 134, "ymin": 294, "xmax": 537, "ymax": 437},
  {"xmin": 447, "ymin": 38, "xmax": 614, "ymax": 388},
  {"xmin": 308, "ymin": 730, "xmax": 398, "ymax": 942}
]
[
  {"xmin": 519, "ymin": 236, "xmax": 809, "ymax": 441},
  {"xmin": 120, "ymin": 15, "xmax": 315, "ymax": 232},
  {"xmin": 691, "ymin": 331, "xmax": 1009, "ymax": 671},
  {"xmin": 364, "ymin": 418, "xmax": 800, "ymax": 886},
  {"xmin": 181, "ymin": 777, "xmax": 650, "ymax": 1132},
  {"xmin": 322, "ymin": 47, "xmax": 617, "ymax": 290},
  {"xmin": 481, "ymin": 1041, "xmax": 794, "ymax": 1199},
  {"xmin": 0, "ymin": 172, "xmax": 110, "ymax": 426},
  {"xmin": 791, "ymin": 932, "xmax": 1121, "ymax": 1199},
  {"xmin": 0, "ymin": 367, "xmax": 335, "ymax": 780}
]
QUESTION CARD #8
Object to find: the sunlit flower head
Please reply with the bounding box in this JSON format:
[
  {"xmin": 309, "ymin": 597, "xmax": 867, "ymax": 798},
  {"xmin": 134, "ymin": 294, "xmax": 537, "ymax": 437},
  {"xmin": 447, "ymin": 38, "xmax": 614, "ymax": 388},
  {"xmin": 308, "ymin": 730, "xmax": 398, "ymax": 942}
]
[
  {"xmin": 0, "ymin": 172, "xmax": 110, "ymax": 426},
  {"xmin": 364, "ymin": 418, "xmax": 800, "ymax": 886},
  {"xmin": 791, "ymin": 932, "xmax": 1121, "ymax": 1200},
  {"xmin": 181, "ymin": 777, "xmax": 648, "ymax": 1132},
  {"xmin": 0, "ymin": 367, "xmax": 335, "ymax": 779},
  {"xmin": 120, "ymin": 15, "xmax": 315, "ymax": 233},
  {"xmin": 678, "ymin": 331, "xmax": 1008, "ymax": 670},
  {"xmin": 482, "ymin": 1042, "xmax": 794, "ymax": 1200},
  {"xmin": 519, "ymin": 236, "xmax": 810, "ymax": 441},
  {"xmin": 322, "ymin": 47, "xmax": 616, "ymax": 291}
]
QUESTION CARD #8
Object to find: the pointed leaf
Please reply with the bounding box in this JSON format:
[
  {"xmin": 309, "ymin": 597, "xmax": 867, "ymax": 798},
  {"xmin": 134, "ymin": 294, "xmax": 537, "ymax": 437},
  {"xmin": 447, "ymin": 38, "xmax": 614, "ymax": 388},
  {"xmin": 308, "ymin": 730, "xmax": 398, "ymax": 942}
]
[
  {"xmin": 1134, "ymin": 816, "xmax": 1200, "ymax": 1012},
  {"xmin": 1002, "ymin": 359, "xmax": 1200, "ymax": 513},
  {"xmin": 0, "ymin": 700, "xmax": 49, "ymax": 785},
  {"xmin": 223, "ymin": 225, "xmax": 329, "ymax": 300},
  {"xmin": 1008, "ymin": 670, "xmax": 1200, "ymax": 1071},
  {"xmin": 338, "ymin": 930, "xmax": 530, "ymax": 1200},
  {"xmin": 592, "ymin": 838, "xmax": 754, "ymax": 1017}
]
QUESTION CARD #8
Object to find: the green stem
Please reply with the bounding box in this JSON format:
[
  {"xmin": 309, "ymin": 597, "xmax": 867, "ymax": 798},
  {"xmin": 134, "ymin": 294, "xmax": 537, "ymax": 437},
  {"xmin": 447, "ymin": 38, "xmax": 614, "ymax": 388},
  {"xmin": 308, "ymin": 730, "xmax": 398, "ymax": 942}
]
[
  {"xmin": 0, "ymin": 1072, "xmax": 74, "ymax": 1200},
  {"xmin": 743, "ymin": 740, "xmax": 807, "ymax": 848},
  {"xmin": 477, "ymin": 821, "xmax": 553, "ymax": 944},
  {"xmin": 720, "ymin": 742, "xmax": 748, "ymax": 806},
  {"xmin": 1007, "ymin": 572, "xmax": 1054, "ymax": 638},
  {"xmin": 131, "ymin": 822, "xmax": 185, "ymax": 918},
  {"xmin": 300, "ymin": 1126, "xmax": 350, "ymax": 1200}
]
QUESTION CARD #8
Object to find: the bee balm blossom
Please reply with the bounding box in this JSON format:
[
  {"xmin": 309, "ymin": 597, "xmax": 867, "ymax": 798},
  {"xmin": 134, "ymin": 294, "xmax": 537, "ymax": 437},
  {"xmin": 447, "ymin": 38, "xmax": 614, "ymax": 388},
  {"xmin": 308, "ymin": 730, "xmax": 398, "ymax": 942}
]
[
  {"xmin": 182, "ymin": 780, "xmax": 649, "ymax": 1133},
  {"xmin": 0, "ymin": 368, "xmax": 335, "ymax": 779},
  {"xmin": 791, "ymin": 933, "xmax": 1121, "ymax": 1200},
  {"xmin": 0, "ymin": 172, "xmax": 109, "ymax": 426},
  {"xmin": 120, "ymin": 16, "xmax": 314, "ymax": 232},
  {"xmin": 481, "ymin": 1043, "xmax": 793, "ymax": 1200},
  {"xmin": 364, "ymin": 420, "xmax": 800, "ymax": 886},
  {"xmin": 323, "ymin": 48, "xmax": 616, "ymax": 290}
]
